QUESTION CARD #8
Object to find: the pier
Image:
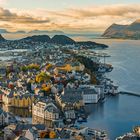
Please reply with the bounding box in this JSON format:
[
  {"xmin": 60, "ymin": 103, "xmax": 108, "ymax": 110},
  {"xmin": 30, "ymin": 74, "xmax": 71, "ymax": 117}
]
[{"xmin": 119, "ymin": 91, "xmax": 140, "ymax": 97}]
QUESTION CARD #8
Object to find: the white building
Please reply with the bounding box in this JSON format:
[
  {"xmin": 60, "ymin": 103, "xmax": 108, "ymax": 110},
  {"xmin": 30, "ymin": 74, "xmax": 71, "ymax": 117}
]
[
  {"xmin": 64, "ymin": 110, "xmax": 75, "ymax": 119},
  {"xmin": 32, "ymin": 101, "xmax": 60, "ymax": 121},
  {"xmin": 69, "ymin": 85, "xmax": 105, "ymax": 104},
  {"xmin": 44, "ymin": 102, "xmax": 60, "ymax": 121},
  {"xmin": 82, "ymin": 89, "xmax": 100, "ymax": 104}
]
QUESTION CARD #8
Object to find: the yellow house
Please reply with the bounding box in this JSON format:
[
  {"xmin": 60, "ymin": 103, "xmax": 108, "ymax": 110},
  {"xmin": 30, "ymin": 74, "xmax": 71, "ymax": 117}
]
[
  {"xmin": 3, "ymin": 93, "xmax": 35, "ymax": 108},
  {"xmin": 14, "ymin": 96, "xmax": 20, "ymax": 107},
  {"xmin": 27, "ymin": 96, "xmax": 32, "ymax": 106}
]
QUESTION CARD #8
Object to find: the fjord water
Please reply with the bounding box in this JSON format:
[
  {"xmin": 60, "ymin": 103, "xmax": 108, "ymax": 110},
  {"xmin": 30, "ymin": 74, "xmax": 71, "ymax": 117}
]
[
  {"xmin": 73, "ymin": 37, "xmax": 140, "ymax": 139},
  {"xmin": 93, "ymin": 39, "xmax": 140, "ymax": 94}
]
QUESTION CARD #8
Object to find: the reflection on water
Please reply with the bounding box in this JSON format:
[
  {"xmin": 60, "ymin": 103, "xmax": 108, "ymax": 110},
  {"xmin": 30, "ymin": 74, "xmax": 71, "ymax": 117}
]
[
  {"xmin": 32, "ymin": 116, "xmax": 54, "ymax": 128},
  {"xmin": 85, "ymin": 95, "xmax": 119, "ymax": 119},
  {"xmin": 2, "ymin": 104, "xmax": 58, "ymax": 128},
  {"xmin": 2, "ymin": 104, "xmax": 32, "ymax": 118}
]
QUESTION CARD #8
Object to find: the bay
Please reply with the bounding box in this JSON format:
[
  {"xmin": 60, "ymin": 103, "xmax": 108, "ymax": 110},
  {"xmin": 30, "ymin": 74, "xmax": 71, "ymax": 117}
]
[{"xmin": 73, "ymin": 37, "xmax": 140, "ymax": 139}]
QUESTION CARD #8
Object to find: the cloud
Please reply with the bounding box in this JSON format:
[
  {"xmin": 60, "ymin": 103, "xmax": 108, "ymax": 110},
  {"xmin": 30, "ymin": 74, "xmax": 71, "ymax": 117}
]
[
  {"xmin": 67, "ymin": 4, "xmax": 140, "ymax": 18},
  {"xmin": 0, "ymin": 4, "xmax": 140, "ymax": 33},
  {"xmin": 29, "ymin": 4, "xmax": 140, "ymax": 32},
  {"xmin": 0, "ymin": 0, "xmax": 7, "ymax": 4},
  {"xmin": 0, "ymin": 7, "xmax": 50, "ymax": 24}
]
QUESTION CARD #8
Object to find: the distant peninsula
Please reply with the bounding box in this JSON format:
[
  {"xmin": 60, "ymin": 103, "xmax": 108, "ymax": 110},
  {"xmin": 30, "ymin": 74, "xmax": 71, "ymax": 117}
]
[
  {"xmin": 102, "ymin": 19, "xmax": 140, "ymax": 39},
  {"xmin": 0, "ymin": 29, "xmax": 65, "ymax": 34},
  {"xmin": 0, "ymin": 34, "xmax": 108, "ymax": 49}
]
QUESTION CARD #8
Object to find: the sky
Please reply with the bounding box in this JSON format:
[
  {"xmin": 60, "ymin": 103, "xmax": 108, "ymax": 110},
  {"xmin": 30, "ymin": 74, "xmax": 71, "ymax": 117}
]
[{"xmin": 0, "ymin": 0, "xmax": 140, "ymax": 33}]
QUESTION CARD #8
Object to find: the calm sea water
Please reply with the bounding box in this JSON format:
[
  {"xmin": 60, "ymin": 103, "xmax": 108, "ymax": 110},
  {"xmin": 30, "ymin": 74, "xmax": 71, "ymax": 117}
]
[
  {"xmin": 84, "ymin": 95, "xmax": 140, "ymax": 139},
  {"xmin": 73, "ymin": 37, "xmax": 140, "ymax": 139}
]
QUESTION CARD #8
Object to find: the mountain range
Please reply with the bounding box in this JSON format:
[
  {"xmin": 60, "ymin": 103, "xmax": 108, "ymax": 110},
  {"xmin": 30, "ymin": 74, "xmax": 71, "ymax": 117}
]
[
  {"xmin": 21, "ymin": 35, "xmax": 75, "ymax": 45},
  {"xmin": 28, "ymin": 30, "xmax": 64, "ymax": 34},
  {"xmin": 102, "ymin": 19, "xmax": 140, "ymax": 39},
  {"xmin": 0, "ymin": 29, "xmax": 64, "ymax": 34},
  {"xmin": 0, "ymin": 34, "xmax": 108, "ymax": 48}
]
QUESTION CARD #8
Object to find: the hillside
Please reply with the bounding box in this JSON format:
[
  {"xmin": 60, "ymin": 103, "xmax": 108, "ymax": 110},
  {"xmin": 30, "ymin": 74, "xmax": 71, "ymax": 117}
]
[
  {"xmin": 0, "ymin": 34, "xmax": 6, "ymax": 42},
  {"xmin": 102, "ymin": 19, "xmax": 140, "ymax": 39},
  {"xmin": 0, "ymin": 34, "xmax": 109, "ymax": 49},
  {"xmin": 28, "ymin": 30, "xmax": 64, "ymax": 34},
  {"xmin": 22, "ymin": 35, "xmax": 51, "ymax": 43},
  {"xmin": 76, "ymin": 41, "xmax": 108, "ymax": 49},
  {"xmin": 51, "ymin": 35, "xmax": 76, "ymax": 45}
]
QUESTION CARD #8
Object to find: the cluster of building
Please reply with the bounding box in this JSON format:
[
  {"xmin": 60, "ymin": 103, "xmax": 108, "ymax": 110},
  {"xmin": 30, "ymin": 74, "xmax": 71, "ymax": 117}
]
[
  {"xmin": 0, "ymin": 40, "xmax": 119, "ymax": 139},
  {"xmin": 3, "ymin": 123, "xmax": 108, "ymax": 140}
]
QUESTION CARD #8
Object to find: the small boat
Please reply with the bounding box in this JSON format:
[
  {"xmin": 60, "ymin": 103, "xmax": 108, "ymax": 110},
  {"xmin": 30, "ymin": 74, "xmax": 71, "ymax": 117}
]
[
  {"xmin": 77, "ymin": 117, "xmax": 87, "ymax": 123},
  {"xmin": 66, "ymin": 119, "xmax": 71, "ymax": 122}
]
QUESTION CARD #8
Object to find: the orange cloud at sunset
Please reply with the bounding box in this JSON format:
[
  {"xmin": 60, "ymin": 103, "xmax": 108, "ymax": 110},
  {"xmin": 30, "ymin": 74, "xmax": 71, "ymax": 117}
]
[{"xmin": 0, "ymin": 4, "xmax": 140, "ymax": 33}]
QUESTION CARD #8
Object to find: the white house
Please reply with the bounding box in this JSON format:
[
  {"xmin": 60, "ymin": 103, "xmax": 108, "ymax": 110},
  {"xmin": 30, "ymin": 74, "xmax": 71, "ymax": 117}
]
[
  {"xmin": 44, "ymin": 102, "xmax": 60, "ymax": 121},
  {"xmin": 82, "ymin": 89, "xmax": 100, "ymax": 104},
  {"xmin": 32, "ymin": 100, "xmax": 60, "ymax": 121},
  {"xmin": 64, "ymin": 110, "xmax": 75, "ymax": 119}
]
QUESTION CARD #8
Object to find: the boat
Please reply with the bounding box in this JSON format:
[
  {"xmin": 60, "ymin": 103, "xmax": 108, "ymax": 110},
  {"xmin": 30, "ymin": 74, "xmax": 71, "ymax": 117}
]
[
  {"xmin": 77, "ymin": 117, "xmax": 87, "ymax": 123},
  {"xmin": 98, "ymin": 67, "xmax": 106, "ymax": 73},
  {"xmin": 66, "ymin": 119, "xmax": 72, "ymax": 122}
]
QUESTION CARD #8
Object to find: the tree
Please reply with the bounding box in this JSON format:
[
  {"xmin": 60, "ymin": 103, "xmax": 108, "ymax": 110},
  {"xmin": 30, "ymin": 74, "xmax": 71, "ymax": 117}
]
[{"xmin": 36, "ymin": 72, "xmax": 51, "ymax": 83}]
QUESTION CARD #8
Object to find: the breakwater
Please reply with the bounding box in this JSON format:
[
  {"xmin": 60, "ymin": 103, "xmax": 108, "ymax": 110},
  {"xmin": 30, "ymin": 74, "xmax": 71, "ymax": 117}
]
[{"xmin": 119, "ymin": 91, "xmax": 140, "ymax": 97}]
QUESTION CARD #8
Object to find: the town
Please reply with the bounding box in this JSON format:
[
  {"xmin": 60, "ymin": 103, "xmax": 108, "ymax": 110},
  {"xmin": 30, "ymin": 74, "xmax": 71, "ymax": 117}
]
[
  {"xmin": 0, "ymin": 0, "xmax": 140, "ymax": 139},
  {"xmin": 0, "ymin": 34, "xmax": 119, "ymax": 140}
]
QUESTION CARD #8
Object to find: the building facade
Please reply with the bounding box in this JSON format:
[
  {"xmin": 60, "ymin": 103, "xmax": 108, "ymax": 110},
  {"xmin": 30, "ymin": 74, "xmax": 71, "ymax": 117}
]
[{"xmin": 32, "ymin": 101, "xmax": 60, "ymax": 121}]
